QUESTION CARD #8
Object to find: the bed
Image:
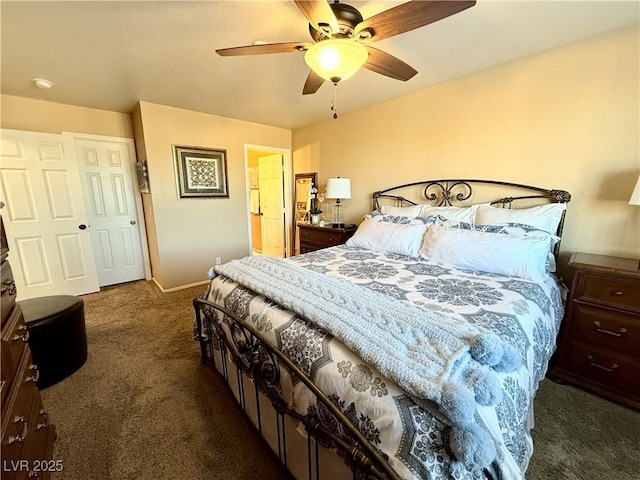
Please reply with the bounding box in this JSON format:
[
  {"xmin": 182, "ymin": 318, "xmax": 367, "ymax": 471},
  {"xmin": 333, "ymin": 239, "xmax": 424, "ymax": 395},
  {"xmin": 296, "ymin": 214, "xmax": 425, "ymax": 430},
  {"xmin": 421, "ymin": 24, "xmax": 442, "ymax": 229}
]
[{"xmin": 194, "ymin": 179, "xmax": 571, "ymax": 480}]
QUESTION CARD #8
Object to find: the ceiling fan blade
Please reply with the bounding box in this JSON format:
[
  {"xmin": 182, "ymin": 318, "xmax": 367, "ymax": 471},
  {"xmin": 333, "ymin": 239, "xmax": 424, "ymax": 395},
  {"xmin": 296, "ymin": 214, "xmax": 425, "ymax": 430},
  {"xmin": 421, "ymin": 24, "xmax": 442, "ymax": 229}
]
[
  {"xmin": 294, "ymin": 0, "xmax": 339, "ymax": 37},
  {"xmin": 354, "ymin": 0, "xmax": 476, "ymax": 42},
  {"xmin": 363, "ymin": 47, "xmax": 417, "ymax": 81},
  {"xmin": 302, "ymin": 70, "xmax": 325, "ymax": 95},
  {"xmin": 216, "ymin": 42, "xmax": 311, "ymax": 56}
]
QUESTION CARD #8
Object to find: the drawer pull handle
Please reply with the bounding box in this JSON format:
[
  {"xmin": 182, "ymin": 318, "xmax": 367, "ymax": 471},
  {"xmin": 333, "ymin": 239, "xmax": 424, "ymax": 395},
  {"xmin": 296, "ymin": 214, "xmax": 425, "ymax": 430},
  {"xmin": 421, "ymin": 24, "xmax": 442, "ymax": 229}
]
[
  {"xmin": 25, "ymin": 365, "xmax": 40, "ymax": 383},
  {"xmin": 587, "ymin": 355, "xmax": 619, "ymax": 373},
  {"xmin": 593, "ymin": 321, "xmax": 627, "ymax": 337},
  {"xmin": 36, "ymin": 409, "xmax": 48, "ymax": 430},
  {"xmin": 610, "ymin": 290, "xmax": 624, "ymax": 297},
  {"xmin": 7, "ymin": 418, "xmax": 28, "ymax": 444},
  {"xmin": 12, "ymin": 330, "xmax": 30, "ymax": 343},
  {"xmin": 1, "ymin": 279, "xmax": 17, "ymax": 296}
]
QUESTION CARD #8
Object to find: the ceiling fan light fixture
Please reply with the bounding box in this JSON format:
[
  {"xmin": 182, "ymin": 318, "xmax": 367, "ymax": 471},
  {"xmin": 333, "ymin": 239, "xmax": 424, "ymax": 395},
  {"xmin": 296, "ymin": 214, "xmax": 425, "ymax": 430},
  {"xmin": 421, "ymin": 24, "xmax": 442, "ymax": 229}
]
[{"xmin": 304, "ymin": 39, "xmax": 368, "ymax": 83}]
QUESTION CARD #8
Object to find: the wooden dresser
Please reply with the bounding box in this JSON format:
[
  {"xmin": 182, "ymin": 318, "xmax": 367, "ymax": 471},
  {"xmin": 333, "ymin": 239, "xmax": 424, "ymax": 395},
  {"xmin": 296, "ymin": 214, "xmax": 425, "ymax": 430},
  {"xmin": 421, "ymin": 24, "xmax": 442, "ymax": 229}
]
[
  {"xmin": 550, "ymin": 252, "xmax": 640, "ymax": 410},
  {"xmin": 298, "ymin": 223, "xmax": 357, "ymax": 254},
  {"xmin": 1, "ymin": 214, "xmax": 57, "ymax": 478}
]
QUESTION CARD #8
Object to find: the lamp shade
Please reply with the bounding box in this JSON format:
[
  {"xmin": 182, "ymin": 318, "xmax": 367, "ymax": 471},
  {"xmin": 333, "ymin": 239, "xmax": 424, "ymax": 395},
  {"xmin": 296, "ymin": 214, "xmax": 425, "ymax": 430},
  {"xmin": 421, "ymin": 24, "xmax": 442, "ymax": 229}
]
[
  {"xmin": 629, "ymin": 175, "xmax": 640, "ymax": 206},
  {"xmin": 304, "ymin": 39, "xmax": 368, "ymax": 83},
  {"xmin": 325, "ymin": 177, "xmax": 351, "ymax": 199}
]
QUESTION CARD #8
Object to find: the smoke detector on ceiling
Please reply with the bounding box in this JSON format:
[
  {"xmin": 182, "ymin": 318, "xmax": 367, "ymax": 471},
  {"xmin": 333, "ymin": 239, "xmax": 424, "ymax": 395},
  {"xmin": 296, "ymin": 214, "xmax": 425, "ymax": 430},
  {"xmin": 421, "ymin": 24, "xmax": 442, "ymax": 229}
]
[{"xmin": 33, "ymin": 78, "xmax": 53, "ymax": 89}]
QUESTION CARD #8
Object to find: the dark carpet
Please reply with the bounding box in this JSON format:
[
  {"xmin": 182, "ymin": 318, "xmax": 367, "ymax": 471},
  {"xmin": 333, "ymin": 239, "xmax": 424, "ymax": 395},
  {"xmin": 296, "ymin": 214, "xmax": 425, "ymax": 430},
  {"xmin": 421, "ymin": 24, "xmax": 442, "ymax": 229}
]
[{"xmin": 40, "ymin": 280, "xmax": 639, "ymax": 480}]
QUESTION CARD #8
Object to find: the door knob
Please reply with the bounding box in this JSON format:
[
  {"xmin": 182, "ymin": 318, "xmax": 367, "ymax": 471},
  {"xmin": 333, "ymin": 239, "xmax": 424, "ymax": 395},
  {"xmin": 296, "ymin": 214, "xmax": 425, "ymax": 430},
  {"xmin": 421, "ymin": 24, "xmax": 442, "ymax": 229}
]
[
  {"xmin": 79, "ymin": 224, "xmax": 87, "ymax": 230},
  {"xmin": 130, "ymin": 220, "xmax": 136, "ymax": 225}
]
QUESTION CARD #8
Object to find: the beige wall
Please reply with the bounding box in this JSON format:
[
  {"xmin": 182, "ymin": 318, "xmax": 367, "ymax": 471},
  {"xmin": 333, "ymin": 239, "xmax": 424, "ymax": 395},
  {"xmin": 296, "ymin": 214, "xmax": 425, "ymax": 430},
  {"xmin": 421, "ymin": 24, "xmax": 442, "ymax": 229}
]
[
  {"xmin": 293, "ymin": 142, "xmax": 320, "ymax": 178},
  {"xmin": 1, "ymin": 95, "xmax": 133, "ymax": 138},
  {"xmin": 293, "ymin": 24, "xmax": 640, "ymax": 278},
  {"xmin": 135, "ymin": 101, "xmax": 291, "ymax": 290}
]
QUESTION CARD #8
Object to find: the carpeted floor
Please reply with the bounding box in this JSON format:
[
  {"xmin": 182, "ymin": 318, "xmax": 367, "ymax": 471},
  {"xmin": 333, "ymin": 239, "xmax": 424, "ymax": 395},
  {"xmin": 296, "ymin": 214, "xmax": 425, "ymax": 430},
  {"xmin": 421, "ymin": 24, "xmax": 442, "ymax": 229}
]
[{"xmin": 40, "ymin": 280, "xmax": 639, "ymax": 480}]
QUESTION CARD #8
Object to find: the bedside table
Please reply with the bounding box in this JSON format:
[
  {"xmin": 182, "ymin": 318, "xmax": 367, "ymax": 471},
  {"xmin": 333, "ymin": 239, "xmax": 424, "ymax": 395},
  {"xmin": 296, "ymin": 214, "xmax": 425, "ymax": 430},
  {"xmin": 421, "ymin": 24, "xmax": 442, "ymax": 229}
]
[
  {"xmin": 298, "ymin": 223, "xmax": 357, "ymax": 254},
  {"xmin": 549, "ymin": 252, "xmax": 640, "ymax": 410}
]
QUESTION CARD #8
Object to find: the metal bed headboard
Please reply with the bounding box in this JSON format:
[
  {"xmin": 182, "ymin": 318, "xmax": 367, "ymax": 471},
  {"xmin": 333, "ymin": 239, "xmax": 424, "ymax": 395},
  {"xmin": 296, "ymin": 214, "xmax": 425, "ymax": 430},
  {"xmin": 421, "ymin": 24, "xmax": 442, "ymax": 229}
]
[{"xmin": 373, "ymin": 178, "xmax": 571, "ymax": 257}]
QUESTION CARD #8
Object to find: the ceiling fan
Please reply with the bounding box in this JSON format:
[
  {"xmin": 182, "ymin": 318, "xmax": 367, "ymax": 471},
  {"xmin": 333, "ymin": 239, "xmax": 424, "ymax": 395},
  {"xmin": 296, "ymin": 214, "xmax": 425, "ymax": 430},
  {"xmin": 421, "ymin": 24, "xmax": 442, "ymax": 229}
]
[{"xmin": 216, "ymin": 0, "xmax": 476, "ymax": 95}]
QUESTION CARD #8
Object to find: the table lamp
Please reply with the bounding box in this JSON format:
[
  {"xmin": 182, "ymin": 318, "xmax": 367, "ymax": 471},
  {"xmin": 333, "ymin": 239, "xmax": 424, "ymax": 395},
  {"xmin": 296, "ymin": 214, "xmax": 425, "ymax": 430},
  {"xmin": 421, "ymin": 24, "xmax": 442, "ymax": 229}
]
[{"xmin": 325, "ymin": 177, "xmax": 351, "ymax": 228}]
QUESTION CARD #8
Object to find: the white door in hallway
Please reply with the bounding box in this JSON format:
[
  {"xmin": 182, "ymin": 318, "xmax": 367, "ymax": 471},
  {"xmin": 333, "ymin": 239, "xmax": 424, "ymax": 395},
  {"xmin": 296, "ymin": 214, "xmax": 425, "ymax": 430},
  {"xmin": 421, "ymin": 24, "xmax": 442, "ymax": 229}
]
[
  {"xmin": 0, "ymin": 129, "xmax": 99, "ymax": 300},
  {"xmin": 74, "ymin": 138, "xmax": 145, "ymax": 286},
  {"xmin": 258, "ymin": 154, "xmax": 285, "ymax": 257}
]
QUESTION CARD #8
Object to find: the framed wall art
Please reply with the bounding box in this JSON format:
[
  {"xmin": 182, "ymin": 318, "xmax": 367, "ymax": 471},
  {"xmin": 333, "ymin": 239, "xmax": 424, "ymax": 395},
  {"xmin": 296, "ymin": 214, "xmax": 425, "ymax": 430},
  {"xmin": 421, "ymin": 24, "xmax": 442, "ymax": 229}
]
[
  {"xmin": 136, "ymin": 160, "xmax": 150, "ymax": 193},
  {"xmin": 173, "ymin": 145, "xmax": 229, "ymax": 198}
]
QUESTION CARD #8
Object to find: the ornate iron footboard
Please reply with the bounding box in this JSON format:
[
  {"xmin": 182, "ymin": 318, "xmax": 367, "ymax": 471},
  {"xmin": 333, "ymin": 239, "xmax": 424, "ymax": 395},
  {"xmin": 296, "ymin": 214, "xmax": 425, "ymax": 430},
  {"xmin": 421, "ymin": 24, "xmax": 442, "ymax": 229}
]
[{"xmin": 193, "ymin": 296, "xmax": 402, "ymax": 480}]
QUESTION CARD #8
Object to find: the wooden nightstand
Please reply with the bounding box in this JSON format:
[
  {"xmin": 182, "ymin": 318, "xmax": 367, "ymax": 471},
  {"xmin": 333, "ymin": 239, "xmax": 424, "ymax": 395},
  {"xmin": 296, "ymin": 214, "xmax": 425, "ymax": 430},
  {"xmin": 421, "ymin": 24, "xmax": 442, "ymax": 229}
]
[
  {"xmin": 549, "ymin": 252, "xmax": 640, "ymax": 410},
  {"xmin": 298, "ymin": 223, "xmax": 357, "ymax": 254}
]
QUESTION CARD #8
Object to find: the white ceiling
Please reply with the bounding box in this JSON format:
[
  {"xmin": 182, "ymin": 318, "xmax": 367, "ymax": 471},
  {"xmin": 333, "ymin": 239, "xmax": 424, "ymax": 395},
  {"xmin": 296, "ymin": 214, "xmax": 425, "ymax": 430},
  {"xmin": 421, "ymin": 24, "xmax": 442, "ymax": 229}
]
[{"xmin": 1, "ymin": 1, "xmax": 638, "ymax": 130}]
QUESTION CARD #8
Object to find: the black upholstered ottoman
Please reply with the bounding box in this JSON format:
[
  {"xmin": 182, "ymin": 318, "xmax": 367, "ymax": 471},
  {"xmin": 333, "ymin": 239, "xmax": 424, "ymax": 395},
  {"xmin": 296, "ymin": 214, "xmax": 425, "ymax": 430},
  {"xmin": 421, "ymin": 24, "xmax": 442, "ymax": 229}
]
[{"xmin": 19, "ymin": 295, "xmax": 88, "ymax": 389}]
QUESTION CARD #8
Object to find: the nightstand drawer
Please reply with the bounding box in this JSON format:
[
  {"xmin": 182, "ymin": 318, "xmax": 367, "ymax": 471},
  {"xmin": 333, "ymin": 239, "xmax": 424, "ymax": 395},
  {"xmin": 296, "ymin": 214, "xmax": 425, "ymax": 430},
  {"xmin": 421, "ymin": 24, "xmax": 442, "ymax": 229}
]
[
  {"xmin": 576, "ymin": 273, "xmax": 640, "ymax": 313},
  {"xmin": 572, "ymin": 304, "xmax": 640, "ymax": 356},
  {"xmin": 297, "ymin": 224, "xmax": 357, "ymax": 254},
  {"xmin": 565, "ymin": 341, "xmax": 640, "ymax": 397},
  {"xmin": 299, "ymin": 228, "xmax": 341, "ymax": 246}
]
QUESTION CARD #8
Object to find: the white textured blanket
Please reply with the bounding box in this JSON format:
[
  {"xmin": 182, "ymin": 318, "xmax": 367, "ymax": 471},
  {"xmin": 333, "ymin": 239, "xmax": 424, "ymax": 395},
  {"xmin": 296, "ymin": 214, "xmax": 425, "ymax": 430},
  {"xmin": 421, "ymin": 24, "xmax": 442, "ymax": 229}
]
[{"xmin": 214, "ymin": 255, "xmax": 520, "ymax": 469}]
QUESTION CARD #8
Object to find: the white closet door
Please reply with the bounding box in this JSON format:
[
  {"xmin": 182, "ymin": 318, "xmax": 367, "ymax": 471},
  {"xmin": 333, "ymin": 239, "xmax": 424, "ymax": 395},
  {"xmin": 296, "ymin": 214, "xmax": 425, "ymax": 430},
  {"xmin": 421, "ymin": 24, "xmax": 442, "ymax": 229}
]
[
  {"xmin": 74, "ymin": 138, "xmax": 145, "ymax": 286},
  {"xmin": 0, "ymin": 129, "xmax": 99, "ymax": 300}
]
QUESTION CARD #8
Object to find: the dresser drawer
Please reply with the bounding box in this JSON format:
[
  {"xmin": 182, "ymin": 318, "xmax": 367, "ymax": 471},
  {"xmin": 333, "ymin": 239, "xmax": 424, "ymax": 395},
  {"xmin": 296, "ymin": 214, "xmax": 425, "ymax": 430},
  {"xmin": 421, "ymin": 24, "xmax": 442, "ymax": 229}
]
[
  {"xmin": 20, "ymin": 394, "xmax": 55, "ymax": 480},
  {"xmin": 1, "ymin": 351, "xmax": 40, "ymax": 469},
  {"xmin": 571, "ymin": 304, "xmax": 640, "ymax": 356},
  {"xmin": 1, "ymin": 308, "xmax": 30, "ymax": 383},
  {"xmin": 299, "ymin": 244, "xmax": 316, "ymax": 255},
  {"xmin": 575, "ymin": 273, "xmax": 640, "ymax": 313},
  {"xmin": 1, "ymin": 349, "xmax": 52, "ymax": 480},
  {"xmin": 565, "ymin": 340, "xmax": 640, "ymax": 398}
]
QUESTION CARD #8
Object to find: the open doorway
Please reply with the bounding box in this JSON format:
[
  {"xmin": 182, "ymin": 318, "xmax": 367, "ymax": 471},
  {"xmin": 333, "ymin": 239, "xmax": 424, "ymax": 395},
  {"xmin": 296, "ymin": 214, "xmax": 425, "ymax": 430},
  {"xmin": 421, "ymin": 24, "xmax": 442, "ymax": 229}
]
[{"xmin": 244, "ymin": 145, "xmax": 292, "ymax": 258}]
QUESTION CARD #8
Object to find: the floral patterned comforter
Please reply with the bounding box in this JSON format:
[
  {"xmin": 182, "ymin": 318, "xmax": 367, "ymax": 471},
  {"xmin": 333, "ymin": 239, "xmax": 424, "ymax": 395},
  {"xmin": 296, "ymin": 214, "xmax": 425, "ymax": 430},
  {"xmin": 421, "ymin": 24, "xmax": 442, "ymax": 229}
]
[{"xmin": 203, "ymin": 245, "xmax": 564, "ymax": 480}]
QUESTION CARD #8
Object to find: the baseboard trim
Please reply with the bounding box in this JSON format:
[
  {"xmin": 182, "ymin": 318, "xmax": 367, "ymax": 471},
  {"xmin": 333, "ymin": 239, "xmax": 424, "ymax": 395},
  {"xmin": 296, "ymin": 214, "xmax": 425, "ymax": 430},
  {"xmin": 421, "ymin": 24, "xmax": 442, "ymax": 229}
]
[{"xmin": 152, "ymin": 278, "xmax": 209, "ymax": 293}]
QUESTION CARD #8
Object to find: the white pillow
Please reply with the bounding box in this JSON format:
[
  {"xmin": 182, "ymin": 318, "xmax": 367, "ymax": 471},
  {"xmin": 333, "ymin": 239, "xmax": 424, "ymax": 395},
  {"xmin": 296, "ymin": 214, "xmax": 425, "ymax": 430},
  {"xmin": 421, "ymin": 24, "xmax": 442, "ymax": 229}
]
[
  {"xmin": 474, "ymin": 203, "xmax": 566, "ymax": 234},
  {"xmin": 380, "ymin": 204, "xmax": 422, "ymax": 217},
  {"xmin": 346, "ymin": 218, "xmax": 427, "ymax": 257},
  {"xmin": 419, "ymin": 204, "xmax": 480, "ymax": 223},
  {"xmin": 419, "ymin": 225, "xmax": 552, "ymax": 282},
  {"xmin": 432, "ymin": 217, "xmax": 560, "ymax": 272}
]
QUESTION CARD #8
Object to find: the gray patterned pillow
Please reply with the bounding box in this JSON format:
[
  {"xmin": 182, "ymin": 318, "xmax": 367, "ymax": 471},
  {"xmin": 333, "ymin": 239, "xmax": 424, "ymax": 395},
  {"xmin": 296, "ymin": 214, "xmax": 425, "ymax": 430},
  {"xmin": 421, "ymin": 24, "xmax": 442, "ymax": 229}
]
[{"xmin": 364, "ymin": 211, "xmax": 439, "ymax": 226}]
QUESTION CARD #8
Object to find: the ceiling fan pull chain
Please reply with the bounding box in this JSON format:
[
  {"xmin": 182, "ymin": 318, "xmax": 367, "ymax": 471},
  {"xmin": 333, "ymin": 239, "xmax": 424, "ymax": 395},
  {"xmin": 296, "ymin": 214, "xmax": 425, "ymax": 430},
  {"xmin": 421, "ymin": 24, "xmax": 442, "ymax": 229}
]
[{"xmin": 331, "ymin": 82, "xmax": 338, "ymax": 119}]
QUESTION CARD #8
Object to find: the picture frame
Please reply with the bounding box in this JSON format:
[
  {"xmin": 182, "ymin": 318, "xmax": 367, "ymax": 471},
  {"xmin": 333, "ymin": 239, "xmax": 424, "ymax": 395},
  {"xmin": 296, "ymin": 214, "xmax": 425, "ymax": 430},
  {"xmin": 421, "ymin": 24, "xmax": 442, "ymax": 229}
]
[
  {"xmin": 173, "ymin": 145, "xmax": 229, "ymax": 198},
  {"xmin": 136, "ymin": 160, "xmax": 150, "ymax": 194}
]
